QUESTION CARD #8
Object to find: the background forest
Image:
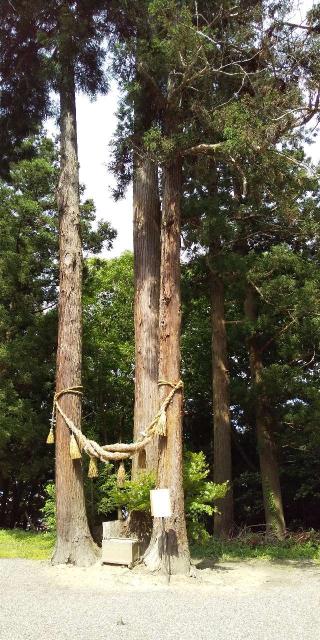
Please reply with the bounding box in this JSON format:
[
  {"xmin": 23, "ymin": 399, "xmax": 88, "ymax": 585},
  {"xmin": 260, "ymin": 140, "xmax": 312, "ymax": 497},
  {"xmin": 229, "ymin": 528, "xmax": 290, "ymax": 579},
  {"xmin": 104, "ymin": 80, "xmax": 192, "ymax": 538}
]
[
  {"xmin": 1, "ymin": 0, "xmax": 320, "ymax": 555},
  {"xmin": 1, "ymin": 134, "xmax": 320, "ymax": 536}
]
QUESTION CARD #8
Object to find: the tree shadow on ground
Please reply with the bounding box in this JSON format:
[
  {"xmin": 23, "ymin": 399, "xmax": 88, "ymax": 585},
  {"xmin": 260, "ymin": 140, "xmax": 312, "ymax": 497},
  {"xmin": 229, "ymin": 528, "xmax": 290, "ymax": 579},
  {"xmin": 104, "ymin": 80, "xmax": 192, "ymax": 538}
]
[{"xmin": 193, "ymin": 558, "xmax": 235, "ymax": 571}]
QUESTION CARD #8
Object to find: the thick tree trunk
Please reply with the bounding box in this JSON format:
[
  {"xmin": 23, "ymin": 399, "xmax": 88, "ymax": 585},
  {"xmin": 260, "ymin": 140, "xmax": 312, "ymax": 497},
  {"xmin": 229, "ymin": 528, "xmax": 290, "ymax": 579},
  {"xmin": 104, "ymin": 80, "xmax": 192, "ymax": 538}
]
[
  {"xmin": 244, "ymin": 285, "xmax": 286, "ymax": 539},
  {"xmin": 52, "ymin": 65, "xmax": 98, "ymax": 566},
  {"xmin": 210, "ymin": 271, "xmax": 233, "ymax": 537},
  {"xmin": 132, "ymin": 155, "xmax": 161, "ymax": 476},
  {"xmin": 144, "ymin": 159, "xmax": 190, "ymax": 575}
]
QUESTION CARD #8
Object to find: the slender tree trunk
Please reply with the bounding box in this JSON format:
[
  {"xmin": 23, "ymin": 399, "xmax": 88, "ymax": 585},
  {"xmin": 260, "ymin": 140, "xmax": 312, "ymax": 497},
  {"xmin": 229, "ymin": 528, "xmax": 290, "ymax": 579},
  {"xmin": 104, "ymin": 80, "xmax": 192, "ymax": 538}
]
[
  {"xmin": 244, "ymin": 285, "xmax": 286, "ymax": 539},
  {"xmin": 132, "ymin": 155, "xmax": 161, "ymax": 476},
  {"xmin": 0, "ymin": 478, "xmax": 9, "ymax": 527},
  {"xmin": 52, "ymin": 64, "xmax": 98, "ymax": 566},
  {"xmin": 9, "ymin": 482, "xmax": 22, "ymax": 529},
  {"xmin": 210, "ymin": 270, "xmax": 233, "ymax": 537},
  {"xmin": 144, "ymin": 158, "xmax": 190, "ymax": 575}
]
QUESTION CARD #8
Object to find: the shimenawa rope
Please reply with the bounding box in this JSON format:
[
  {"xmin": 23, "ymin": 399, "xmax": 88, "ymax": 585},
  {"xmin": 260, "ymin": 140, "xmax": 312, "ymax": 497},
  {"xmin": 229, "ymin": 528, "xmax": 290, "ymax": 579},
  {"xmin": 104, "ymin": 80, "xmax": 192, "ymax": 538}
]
[{"xmin": 47, "ymin": 380, "xmax": 183, "ymax": 471}]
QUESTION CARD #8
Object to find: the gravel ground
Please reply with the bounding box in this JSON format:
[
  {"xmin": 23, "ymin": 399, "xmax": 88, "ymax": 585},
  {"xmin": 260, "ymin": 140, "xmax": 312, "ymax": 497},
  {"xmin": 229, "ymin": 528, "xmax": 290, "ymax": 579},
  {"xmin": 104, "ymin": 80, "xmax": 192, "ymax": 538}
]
[{"xmin": 0, "ymin": 558, "xmax": 319, "ymax": 640}]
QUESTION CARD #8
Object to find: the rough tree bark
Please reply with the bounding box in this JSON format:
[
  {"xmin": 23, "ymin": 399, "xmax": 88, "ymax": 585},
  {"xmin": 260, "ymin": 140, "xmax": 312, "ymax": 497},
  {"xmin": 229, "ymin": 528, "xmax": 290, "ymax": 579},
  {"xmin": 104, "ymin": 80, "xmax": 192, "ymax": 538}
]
[
  {"xmin": 210, "ymin": 268, "xmax": 233, "ymax": 537},
  {"xmin": 144, "ymin": 158, "xmax": 190, "ymax": 575},
  {"xmin": 244, "ymin": 285, "xmax": 286, "ymax": 539},
  {"xmin": 51, "ymin": 63, "xmax": 99, "ymax": 566},
  {"xmin": 132, "ymin": 155, "xmax": 161, "ymax": 476}
]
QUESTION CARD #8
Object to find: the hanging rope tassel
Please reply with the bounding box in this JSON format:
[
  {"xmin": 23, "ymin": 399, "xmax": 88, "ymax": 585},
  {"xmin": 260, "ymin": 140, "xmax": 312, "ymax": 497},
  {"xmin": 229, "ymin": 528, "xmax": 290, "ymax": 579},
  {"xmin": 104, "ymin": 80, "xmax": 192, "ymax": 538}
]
[
  {"xmin": 88, "ymin": 456, "xmax": 99, "ymax": 478},
  {"xmin": 117, "ymin": 462, "xmax": 126, "ymax": 487},
  {"xmin": 155, "ymin": 410, "xmax": 167, "ymax": 436},
  {"xmin": 47, "ymin": 404, "xmax": 56, "ymax": 444},
  {"xmin": 46, "ymin": 427, "xmax": 54, "ymax": 444},
  {"xmin": 70, "ymin": 433, "xmax": 82, "ymax": 460}
]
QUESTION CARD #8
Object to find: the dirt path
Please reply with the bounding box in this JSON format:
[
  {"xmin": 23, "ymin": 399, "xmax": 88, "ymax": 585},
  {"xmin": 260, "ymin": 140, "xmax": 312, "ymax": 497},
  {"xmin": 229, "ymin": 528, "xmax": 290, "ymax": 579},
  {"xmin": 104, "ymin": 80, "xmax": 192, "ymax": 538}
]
[{"xmin": 0, "ymin": 558, "xmax": 319, "ymax": 639}]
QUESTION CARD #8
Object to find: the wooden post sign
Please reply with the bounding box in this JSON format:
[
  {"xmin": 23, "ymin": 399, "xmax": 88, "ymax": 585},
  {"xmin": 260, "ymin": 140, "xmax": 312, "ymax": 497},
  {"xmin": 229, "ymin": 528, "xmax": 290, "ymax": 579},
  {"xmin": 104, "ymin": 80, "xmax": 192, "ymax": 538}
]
[
  {"xmin": 150, "ymin": 489, "xmax": 172, "ymax": 582},
  {"xmin": 150, "ymin": 489, "xmax": 172, "ymax": 518}
]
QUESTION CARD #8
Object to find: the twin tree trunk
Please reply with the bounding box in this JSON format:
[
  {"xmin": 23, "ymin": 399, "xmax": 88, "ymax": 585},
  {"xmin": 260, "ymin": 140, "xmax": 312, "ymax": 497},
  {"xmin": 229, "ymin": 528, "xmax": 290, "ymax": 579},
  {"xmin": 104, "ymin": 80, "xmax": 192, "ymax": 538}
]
[
  {"xmin": 132, "ymin": 155, "xmax": 161, "ymax": 476},
  {"xmin": 52, "ymin": 66, "xmax": 98, "ymax": 566},
  {"xmin": 210, "ymin": 270, "xmax": 233, "ymax": 537},
  {"xmin": 144, "ymin": 159, "xmax": 190, "ymax": 574},
  {"xmin": 244, "ymin": 285, "xmax": 286, "ymax": 539}
]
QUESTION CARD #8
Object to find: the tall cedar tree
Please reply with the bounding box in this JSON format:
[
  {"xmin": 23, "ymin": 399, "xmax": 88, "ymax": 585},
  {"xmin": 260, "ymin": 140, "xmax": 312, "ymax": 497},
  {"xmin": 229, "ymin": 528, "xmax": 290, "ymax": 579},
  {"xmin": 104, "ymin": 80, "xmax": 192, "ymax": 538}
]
[
  {"xmin": 244, "ymin": 285, "xmax": 286, "ymax": 537},
  {"xmin": 109, "ymin": 3, "xmax": 162, "ymax": 478},
  {"xmin": 183, "ymin": 139, "xmax": 320, "ymax": 538},
  {"xmin": 178, "ymin": 1, "xmax": 320, "ymax": 538},
  {"xmin": 0, "ymin": 0, "xmax": 112, "ymax": 564},
  {"xmin": 0, "ymin": 134, "xmax": 115, "ymax": 529},
  {"xmin": 183, "ymin": 163, "xmax": 240, "ymax": 537},
  {"xmin": 210, "ymin": 262, "xmax": 233, "ymax": 536},
  {"xmin": 132, "ymin": 81, "xmax": 161, "ymax": 477},
  {"xmin": 54, "ymin": 54, "xmax": 99, "ymax": 564},
  {"xmin": 50, "ymin": 1, "xmax": 108, "ymax": 565},
  {"xmin": 132, "ymin": 155, "xmax": 161, "ymax": 474}
]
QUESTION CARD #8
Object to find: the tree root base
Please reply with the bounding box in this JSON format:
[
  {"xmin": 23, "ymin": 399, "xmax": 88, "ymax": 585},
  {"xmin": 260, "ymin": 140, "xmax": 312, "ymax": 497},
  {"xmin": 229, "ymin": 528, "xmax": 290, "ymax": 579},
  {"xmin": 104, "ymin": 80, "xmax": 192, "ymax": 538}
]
[
  {"xmin": 143, "ymin": 530, "xmax": 190, "ymax": 576},
  {"xmin": 51, "ymin": 535, "xmax": 100, "ymax": 567}
]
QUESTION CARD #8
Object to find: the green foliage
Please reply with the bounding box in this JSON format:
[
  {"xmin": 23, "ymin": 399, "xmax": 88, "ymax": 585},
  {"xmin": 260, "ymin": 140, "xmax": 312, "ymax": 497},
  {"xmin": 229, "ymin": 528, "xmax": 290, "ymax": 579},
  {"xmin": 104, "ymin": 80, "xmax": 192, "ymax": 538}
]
[
  {"xmin": 142, "ymin": 125, "xmax": 175, "ymax": 159},
  {"xmin": 97, "ymin": 451, "xmax": 228, "ymax": 543},
  {"xmin": 0, "ymin": 6, "xmax": 49, "ymax": 177},
  {"xmin": 181, "ymin": 262, "xmax": 212, "ymax": 453},
  {"xmin": 98, "ymin": 465, "xmax": 156, "ymax": 516},
  {"xmin": 40, "ymin": 483, "xmax": 56, "ymax": 532},
  {"xmin": 183, "ymin": 451, "xmax": 228, "ymax": 542},
  {"xmin": 83, "ymin": 253, "xmax": 135, "ymax": 447},
  {"xmin": 0, "ymin": 137, "xmax": 59, "ymax": 523}
]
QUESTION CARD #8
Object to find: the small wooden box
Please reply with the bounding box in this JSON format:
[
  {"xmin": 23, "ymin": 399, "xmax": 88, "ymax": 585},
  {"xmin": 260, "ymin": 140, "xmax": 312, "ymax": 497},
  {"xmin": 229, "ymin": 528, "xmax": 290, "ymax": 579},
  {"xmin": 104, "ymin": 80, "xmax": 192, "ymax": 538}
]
[
  {"xmin": 102, "ymin": 520, "xmax": 125, "ymax": 539},
  {"xmin": 102, "ymin": 537, "xmax": 140, "ymax": 567}
]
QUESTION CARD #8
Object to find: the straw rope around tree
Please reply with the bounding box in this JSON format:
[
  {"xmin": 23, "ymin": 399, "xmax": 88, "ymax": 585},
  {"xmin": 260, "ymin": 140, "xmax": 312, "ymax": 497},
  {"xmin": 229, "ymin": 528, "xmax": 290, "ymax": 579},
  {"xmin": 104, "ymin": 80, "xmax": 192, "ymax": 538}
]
[{"xmin": 46, "ymin": 380, "xmax": 183, "ymax": 476}]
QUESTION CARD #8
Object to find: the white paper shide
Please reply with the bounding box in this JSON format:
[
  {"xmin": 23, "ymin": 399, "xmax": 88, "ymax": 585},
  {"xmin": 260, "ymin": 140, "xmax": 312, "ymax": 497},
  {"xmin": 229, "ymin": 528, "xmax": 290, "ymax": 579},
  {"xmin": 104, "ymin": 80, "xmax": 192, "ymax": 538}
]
[{"xmin": 150, "ymin": 488, "xmax": 172, "ymax": 518}]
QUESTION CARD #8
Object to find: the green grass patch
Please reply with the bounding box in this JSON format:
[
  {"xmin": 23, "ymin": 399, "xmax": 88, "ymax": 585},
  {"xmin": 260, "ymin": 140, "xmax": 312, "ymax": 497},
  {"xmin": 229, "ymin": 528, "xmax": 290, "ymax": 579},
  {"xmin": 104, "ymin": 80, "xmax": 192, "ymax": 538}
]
[
  {"xmin": 191, "ymin": 534, "xmax": 320, "ymax": 563},
  {"xmin": 1, "ymin": 528, "xmax": 319, "ymax": 564},
  {"xmin": 0, "ymin": 529, "xmax": 55, "ymax": 560}
]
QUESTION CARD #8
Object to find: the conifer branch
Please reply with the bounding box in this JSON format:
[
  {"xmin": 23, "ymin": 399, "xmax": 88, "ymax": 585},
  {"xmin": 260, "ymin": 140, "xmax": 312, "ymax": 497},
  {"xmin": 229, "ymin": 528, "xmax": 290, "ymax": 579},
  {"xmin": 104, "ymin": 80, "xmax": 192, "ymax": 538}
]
[{"xmin": 182, "ymin": 142, "xmax": 224, "ymax": 156}]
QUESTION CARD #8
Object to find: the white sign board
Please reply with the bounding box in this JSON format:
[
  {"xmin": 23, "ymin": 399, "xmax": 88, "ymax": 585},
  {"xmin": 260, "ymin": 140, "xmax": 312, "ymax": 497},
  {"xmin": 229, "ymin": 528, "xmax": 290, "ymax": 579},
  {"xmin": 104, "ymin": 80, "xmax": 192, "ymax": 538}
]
[{"xmin": 150, "ymin": 489, "xmax": 172, "ymax": 518}]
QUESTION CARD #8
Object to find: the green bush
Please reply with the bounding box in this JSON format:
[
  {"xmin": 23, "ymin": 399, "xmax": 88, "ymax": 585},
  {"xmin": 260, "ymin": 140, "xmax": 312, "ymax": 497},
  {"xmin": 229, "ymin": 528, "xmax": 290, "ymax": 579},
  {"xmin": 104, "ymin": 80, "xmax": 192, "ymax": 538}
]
[
  {"xmin": 98, "ymin": 464, "xmax": 156, "ymax": 515},
  {"xmin": 98, "ymin": 450, "xmax": 228, "ymax": 543},
  {"xmin": 183, "ymin": 451, "xmax": 228, "ymax": 542},
  {"xmin": 40, "ymin": 483, "xmax": 56, "ymax": 531}
]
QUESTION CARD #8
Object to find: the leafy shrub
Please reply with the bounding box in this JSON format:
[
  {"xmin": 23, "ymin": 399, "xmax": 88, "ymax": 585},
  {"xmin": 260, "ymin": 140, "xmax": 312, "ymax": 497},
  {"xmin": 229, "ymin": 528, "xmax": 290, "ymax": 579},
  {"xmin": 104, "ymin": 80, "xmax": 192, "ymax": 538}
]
[
  {"xmin": 98, "ymin": 450, "xmax": 228, "ymax": 543},
  {"xmin": 183, "ymin": 451, "xmax": 228, "ymax": 542},
  {"xmin": 98, "ymin": 465, "xmax": 156, "ymax": 515},
  {"xmin": 40, "ymin": 483, "xmax": 56, "ymax": 531}
]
